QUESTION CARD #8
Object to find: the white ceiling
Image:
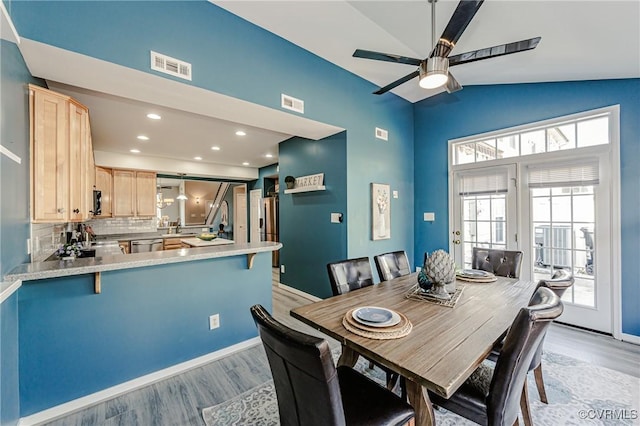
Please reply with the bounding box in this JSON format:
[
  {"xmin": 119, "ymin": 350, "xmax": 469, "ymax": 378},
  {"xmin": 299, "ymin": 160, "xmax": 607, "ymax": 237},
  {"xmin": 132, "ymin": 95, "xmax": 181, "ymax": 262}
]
[
  {"xmin": 214, "ymin": 0, "xmax": 640, "ymax": 103},
  {"xmin": 6, "ymin": 1, "xmax": 639, "ymax": 178}
]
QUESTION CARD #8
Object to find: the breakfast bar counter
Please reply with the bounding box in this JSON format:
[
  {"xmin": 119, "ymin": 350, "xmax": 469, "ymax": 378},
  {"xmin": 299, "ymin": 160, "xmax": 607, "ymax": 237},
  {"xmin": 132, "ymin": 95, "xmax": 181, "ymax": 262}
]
[{"xmin": 4, "ymin": 241, "xmax": 280, "ymax": 282}]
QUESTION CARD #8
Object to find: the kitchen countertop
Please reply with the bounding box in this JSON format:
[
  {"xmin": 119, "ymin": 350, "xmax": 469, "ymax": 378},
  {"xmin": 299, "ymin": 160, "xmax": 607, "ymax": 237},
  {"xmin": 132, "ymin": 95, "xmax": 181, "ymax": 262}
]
[
  {"xmin": 95, "ymin": 231, "xmax": 199, "ymax": 241},
  {"xmin": 180, "ymin": 237, "xmax": 234, "ymax": 247},
  {"xmin": 4, "ymin": 241, "xmax": 282, "ymax": 282}
]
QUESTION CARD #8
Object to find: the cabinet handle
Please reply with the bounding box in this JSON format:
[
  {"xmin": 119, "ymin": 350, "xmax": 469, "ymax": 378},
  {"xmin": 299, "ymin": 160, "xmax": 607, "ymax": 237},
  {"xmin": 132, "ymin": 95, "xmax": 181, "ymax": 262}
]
[
  {"xmin": 73, "ymin": 208, "xmax": 80, "ymax": 214},
  {"xmin": 57, "ymin": 208, "xmax": 65, "ymax": 214}
]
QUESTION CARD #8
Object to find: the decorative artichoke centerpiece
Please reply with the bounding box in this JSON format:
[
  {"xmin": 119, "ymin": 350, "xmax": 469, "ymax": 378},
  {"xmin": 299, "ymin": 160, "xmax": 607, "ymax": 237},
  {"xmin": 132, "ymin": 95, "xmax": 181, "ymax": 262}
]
[{"xmin": 423, "ymin": 249, "xmax": 456, "ymax": 300}]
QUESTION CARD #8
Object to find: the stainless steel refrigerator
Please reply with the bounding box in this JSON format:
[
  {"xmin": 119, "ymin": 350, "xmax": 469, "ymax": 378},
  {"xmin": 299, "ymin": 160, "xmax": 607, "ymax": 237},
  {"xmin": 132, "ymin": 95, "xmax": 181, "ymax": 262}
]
[{"xmin": 261, "ymin": 197, "xmax": 279, "ymax": 267}]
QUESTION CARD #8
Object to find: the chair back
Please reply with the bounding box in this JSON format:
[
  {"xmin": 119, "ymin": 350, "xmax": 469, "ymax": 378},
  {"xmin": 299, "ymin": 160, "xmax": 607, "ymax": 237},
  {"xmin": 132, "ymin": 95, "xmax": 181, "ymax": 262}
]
[
  {"xmin": 250, "ymin": 305, "xmax": 346, "ymax": 426},
  {"xmin": 374, "ymin": 251, "xmax": 411, "ymax": 281},
  {"xmin": 487, "ymin": 286, "xmax": 563, "ymax": 425},
  {"xmin": 528, "ymin": 269, "xmax": 575, "ymax": 370},
  {"xmin": 327, "ymin": 257, "xmax": 374, "ymax": 296},
  {"xmin": 472, "ymin": 247, "xmax": 523, "ymax": 278}
]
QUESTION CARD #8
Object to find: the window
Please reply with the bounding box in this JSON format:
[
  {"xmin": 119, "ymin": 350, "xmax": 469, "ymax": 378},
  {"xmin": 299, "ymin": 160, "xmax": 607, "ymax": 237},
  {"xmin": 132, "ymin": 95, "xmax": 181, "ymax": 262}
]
[{"xmin": 452, "ymin": 112, "xmax": 610, "ymax": 165}]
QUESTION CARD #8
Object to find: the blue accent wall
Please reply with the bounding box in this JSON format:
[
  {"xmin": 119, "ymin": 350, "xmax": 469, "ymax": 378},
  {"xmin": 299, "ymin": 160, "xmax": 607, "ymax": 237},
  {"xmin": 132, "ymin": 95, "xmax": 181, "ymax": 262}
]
[
  {"xmin": 1, "ymin": 293, "xmax": 19, "ymax": 426},
  {"xmin": 1, "ymin": 38, "xmax": 42, "ymax": 426},
  {"xmin": 413, "ymin": 79, "xmax": 640, "ymax": 337},
  {"xmin": 279, "ymin": 133, "xmax": 348, "ymax": 298},
  {"xmin": 18, "ymin": 254, "xmax": 272, "ymax": 416}
]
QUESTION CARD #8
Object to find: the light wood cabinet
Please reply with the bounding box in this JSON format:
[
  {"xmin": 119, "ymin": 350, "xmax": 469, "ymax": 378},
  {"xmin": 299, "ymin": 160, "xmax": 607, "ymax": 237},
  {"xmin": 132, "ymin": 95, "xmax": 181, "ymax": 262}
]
[
  {"xmin": 163, "ymin": 237, "xmax": 182, "ymax": 250},
  {"xmin": 95, "ymin": 166, "xmax": 112, "ymax": 217},
  {"xmin": 30, "ymin": 85, "xmax": 94, "ymax": 223},
  {"xmin": 112, "ymin": 169, "xmax": 156, "ymax": 217}
]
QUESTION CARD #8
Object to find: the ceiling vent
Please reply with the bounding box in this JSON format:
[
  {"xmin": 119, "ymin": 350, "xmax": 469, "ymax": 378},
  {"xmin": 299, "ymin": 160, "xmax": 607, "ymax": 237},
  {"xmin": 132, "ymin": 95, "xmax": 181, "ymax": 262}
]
[
  {"xmin": 150, "ymin": 51, "xmax": 192, "ymax": 81},
  {"xmin": 281, "ymin": 94, "xmax": 304, "ymax": 114},
  {"xmin": 375, "ymin": 127, "xmax": 389, "ymax": 141}
]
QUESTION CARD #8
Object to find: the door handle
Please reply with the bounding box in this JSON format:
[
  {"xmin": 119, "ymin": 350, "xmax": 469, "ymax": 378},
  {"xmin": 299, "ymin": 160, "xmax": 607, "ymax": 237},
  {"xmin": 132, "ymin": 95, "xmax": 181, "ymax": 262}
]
[
  {"xmin": 452, "ymin": 230, "xmax": 461, "ymax": 236},
  {"xmin": 452, "ymin": 239, "xmax": 461, "ymax": 245}
]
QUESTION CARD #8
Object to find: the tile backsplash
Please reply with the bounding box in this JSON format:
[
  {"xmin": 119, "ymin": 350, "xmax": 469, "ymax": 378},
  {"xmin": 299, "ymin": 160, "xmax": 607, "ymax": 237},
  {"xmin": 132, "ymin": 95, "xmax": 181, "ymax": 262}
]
[
  {"xmin": 30, "ymin": 217, "xmax": 157, "ymax": 262},
  {"xmin": 85, "ymin": 217, "xmax": 157, "ymax": 235},
  {"xmin": 30, "ymin": 223, "xmax": 66, "ymax": 262}
]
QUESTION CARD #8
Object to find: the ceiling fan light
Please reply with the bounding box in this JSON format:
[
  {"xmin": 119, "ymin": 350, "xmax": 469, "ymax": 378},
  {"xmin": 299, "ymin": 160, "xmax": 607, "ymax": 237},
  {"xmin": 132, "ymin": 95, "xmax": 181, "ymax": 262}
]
[
  {"xmin": 419, "ymin": 57, "xmax": 449, "ymax": 89},
  {"xmin": 176, "ymin": 194, "xmax": 188, "ymax": 201}
]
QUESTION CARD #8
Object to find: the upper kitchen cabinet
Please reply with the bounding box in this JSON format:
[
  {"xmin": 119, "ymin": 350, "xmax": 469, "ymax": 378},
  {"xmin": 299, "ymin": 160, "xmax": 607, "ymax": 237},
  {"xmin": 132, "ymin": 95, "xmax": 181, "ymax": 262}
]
[
  {"xmin": 112, "ymin": 169, "xmax": 156, "ymax": 217},
  {"xmin": 95, "ymin": 166, "xmax": 112, "ymax": 217},
  {"xmin": 29, "ymin": 85, "xmax": 95, "ymax": 223}
]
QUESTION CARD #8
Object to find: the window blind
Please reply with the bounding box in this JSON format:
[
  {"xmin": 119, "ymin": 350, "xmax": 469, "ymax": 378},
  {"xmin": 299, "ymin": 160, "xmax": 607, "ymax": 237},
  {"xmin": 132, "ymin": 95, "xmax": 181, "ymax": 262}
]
[
  {"xmin": 528, "ymin": 160, "xmax": 599, "ymax": 188},
  {"xmin": 458, "ymin": 169, "xmax": 509, "ymax": 195}
]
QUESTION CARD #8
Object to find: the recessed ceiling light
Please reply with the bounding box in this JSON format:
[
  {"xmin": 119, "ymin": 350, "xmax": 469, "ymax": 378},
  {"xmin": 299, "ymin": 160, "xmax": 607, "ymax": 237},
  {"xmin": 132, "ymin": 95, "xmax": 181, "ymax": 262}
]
[
  {"xmin": 235, "ymin": 130, "xmax": 246, "ymax": 136},
  {"xmin": 211, "ymin": 146, "xmax": 221, "ymax": 151},
  {"xmin": 265, "ymin": 154, "xmax": 273, "ymax": 158},
  {"xmin": 137, "ymin": 135, "xmax": 149, "ymax": 141},
  {"xmin": 242, "ymin": 162, "xmax": 250, "ymax": 166},
  {"xmin": 146, "ymin": 113, "xmax": 161, "ymax": 120},
  {"xmin": 130, "ymin": 149, "xmax": 140, "ymax": 153},
  {"xmin": 194, "ymin": 156, "xmax": 202, "ymax": 161}
]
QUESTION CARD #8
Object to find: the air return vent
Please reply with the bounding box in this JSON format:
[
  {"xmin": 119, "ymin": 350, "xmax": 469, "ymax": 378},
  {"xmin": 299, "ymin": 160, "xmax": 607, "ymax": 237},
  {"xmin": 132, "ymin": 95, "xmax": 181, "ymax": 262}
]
[
  {"xmin": 375, "ymin": 127, "xmax": 389, "ymax": 141},
  {"xmin": 150, "ymin": 51, "xmax": 192, "ymax": 81},
  {"xmin": 281, "ymin": 94, "xmax": 304, "ymax": 114}
]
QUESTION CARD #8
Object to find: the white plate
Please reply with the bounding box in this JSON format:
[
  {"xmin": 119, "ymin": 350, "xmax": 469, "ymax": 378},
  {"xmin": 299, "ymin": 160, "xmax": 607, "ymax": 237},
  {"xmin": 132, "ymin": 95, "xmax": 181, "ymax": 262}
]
[{"xmin": 352, "ymin": 307, "xmax": 401, "ymax": 328}]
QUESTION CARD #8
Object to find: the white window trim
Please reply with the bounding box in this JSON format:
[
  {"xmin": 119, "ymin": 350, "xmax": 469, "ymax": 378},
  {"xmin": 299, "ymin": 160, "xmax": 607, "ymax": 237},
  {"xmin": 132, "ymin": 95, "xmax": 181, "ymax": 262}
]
[{"xmin": 447, "ymin": 105, "xmax": 622, "ymax": 339}]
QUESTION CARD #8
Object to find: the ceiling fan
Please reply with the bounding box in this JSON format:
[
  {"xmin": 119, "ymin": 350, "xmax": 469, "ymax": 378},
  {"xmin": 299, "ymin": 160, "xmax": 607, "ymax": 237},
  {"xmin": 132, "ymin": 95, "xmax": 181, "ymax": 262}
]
[{"xmin": 353, "ymin": 0, "xmax": 541, "ymax": 95}]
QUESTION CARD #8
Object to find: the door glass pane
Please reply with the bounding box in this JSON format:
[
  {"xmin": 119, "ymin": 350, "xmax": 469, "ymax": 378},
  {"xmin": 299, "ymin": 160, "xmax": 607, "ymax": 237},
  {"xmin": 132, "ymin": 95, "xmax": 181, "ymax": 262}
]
[
  {"xmin": 551, "ymin": 197, "xmax": 571, "ymax": 222},
  {"xmin": 463, "ymin": 199, "xmax": 476, "ymax": 220},
  {"xmin": 530, "ymin": 185, "xmax": 597, "ymax": 308},
  {"xmin": 477, "ymin": 222, "xmax": 491, "ymax": 245},
  {"xmin": 476, "ymin": 198, "xmax": 490, "ymax": 220}
]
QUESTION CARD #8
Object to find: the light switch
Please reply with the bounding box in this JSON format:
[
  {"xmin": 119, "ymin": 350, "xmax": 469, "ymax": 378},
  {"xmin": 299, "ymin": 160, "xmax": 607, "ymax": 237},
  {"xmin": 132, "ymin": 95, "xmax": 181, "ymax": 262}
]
[
  {"xmin": 331, "ymin": 213, "xmax": 343, "ymax": 223},
  {"xmin": 424, "ymin": 212, "xmax": 435, "ymax": 221},
  {"xmin": 393, "ymin": 190, "xmax": 399, "ymax": 199}
]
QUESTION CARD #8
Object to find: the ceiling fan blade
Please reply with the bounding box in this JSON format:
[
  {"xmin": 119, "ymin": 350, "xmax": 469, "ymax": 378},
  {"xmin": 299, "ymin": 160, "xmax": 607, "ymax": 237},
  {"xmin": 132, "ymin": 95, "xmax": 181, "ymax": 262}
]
[
  {"xmin": 448, "ymin": 37, "xmax": 542, "ymax": 67},
  {"xmin": 430, "ymin": 0, "xmax": 484, "ymax": 58},
  {"xmin": 446, "ymin": 72, "xmax": 463, "ymax": 94},
  {"xmin": 373, "ymin": 70, "xmax": 420, "ymax": 95},
  {"xmin": 353, "ymin": 49, "xmax": 422, "ymax": 66}
]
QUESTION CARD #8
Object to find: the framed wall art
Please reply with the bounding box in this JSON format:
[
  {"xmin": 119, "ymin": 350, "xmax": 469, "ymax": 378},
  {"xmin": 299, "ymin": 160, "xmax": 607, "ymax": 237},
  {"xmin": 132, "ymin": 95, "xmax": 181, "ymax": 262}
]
[{"xmin": 371, "ymin": 183, "xmax": 390, "ymax": 240}]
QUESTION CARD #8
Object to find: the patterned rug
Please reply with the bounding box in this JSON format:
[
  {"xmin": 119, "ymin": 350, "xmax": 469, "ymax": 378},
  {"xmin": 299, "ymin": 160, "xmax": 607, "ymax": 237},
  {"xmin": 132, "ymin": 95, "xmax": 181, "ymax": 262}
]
[{"xmin": 202, "ymin": 350, "xmax": 640, "ymax": 426}]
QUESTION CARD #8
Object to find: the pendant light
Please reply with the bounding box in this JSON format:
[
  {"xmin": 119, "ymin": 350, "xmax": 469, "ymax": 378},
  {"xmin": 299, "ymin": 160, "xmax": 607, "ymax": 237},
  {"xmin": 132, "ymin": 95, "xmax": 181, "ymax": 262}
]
[{"xmin": 176, "ymin": 173, "xmax": 188, "ymax": 201}]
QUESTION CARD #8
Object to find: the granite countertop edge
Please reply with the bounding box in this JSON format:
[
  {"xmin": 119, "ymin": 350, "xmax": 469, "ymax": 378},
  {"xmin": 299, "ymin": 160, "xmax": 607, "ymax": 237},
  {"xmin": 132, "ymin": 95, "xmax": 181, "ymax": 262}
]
[{"xmin": 4, "ymin": 242, "xmax": 282, "ymax": 282}]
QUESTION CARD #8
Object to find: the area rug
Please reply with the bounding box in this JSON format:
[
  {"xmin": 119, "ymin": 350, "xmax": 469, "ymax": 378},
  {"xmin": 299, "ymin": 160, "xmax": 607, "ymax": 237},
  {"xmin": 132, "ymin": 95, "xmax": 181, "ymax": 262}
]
[{"xmin": 202, "ymin": 350, "xmax": 640, "ymax": 426}]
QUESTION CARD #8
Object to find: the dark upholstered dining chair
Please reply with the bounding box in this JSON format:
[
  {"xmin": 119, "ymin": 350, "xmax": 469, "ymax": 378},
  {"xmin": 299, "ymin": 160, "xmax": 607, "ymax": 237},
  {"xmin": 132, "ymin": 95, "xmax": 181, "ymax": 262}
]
[
  {"xmin": 326, "ymin": 257, "xmax": 401, "ymax": 393},
  {"xmin": 250, "ymin": 305, "xmax": 415, "ymax": 426},
  {"xmin": 428, "ymin": 286, "xmax": 563, "ymax": 426},
  {"xmin": 374, "ymin": 251, "xmax": 411, "ymax": 282},
  {"xmin": 472, "ymin": 247, "xmax": 524, "ymax": 278},
  {"xmin": 327, "ymin": 257, "xmax": 375, "ymax": 296}
]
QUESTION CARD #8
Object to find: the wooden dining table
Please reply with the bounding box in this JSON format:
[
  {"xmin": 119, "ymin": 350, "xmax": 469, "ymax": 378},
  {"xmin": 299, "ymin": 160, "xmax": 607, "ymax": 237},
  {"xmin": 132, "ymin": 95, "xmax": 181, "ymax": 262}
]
[{"xmin": 290, "ymin": 273, "xmax": 538, "ymax": 426}]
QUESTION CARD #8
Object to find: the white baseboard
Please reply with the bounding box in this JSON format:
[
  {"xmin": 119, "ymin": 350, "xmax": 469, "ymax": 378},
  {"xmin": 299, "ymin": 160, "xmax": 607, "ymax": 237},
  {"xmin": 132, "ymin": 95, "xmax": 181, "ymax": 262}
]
[
  {"xmin": 621, "ymin": 332, "xmax": 640, "ymax": 345},
  {"xmin": 19, "ymin": 337, "xmax": 261, "ymax": 426},
  {"xmin": 277, "ymin": 282, "xmax": 321, "ymax": 302}
]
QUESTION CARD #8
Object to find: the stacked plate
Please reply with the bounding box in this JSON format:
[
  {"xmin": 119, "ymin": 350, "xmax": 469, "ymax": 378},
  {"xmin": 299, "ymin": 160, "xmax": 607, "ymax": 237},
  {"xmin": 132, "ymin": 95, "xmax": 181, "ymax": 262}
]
[
  {"xmin": 456, "ymin": 269, "xmax": 497, "ymax": 283},
  {"xmin": 343, "ymin": 306, "xmax": 412, "ymax": 340}
]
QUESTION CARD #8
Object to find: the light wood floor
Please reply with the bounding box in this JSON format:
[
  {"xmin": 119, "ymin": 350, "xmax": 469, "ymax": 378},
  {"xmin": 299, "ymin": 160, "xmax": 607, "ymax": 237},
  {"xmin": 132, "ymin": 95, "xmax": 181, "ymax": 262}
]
[{"xmin": 41, "ymin": 270, "xmax": 639, "ymax": 425}]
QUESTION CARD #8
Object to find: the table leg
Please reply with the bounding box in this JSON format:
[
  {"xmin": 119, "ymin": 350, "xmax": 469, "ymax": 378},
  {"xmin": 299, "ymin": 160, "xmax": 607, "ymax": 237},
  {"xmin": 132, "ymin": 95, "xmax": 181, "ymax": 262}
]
[
  {"xmin": 405, "ymin": 379, "xmax": 435, "ymax": 426},
  {"xmin": 337, "ymin": 345, "xmax": 359, "ymax": 367}
]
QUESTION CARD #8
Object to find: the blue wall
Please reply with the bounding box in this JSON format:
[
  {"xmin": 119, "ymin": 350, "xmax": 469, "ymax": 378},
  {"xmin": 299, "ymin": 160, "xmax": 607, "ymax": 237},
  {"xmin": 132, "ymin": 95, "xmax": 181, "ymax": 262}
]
[
  {"xmin": 18, "ymin": 254, "xmax": 272, "ymax": 416},
  {"xmin": 279, "ymin": 133, "xmax": 348, "ymax": 298},
  {"xmin": 1, "ymin": 38, "xmax": 43, "ymax": 426},
  {"xmin": 413, "ymin": 79, "xmax": 640, "ymax": 337}
]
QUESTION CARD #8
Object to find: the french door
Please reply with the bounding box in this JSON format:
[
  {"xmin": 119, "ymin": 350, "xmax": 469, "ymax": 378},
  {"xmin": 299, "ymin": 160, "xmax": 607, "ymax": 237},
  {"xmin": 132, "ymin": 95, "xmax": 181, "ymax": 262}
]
[
  {"xmin": 451, "ymin": 165, "xmax": 518, "ymax": 268},
  {"xmin": 451, "ymin": 158, "xmax": 612, "ymax": 333}
]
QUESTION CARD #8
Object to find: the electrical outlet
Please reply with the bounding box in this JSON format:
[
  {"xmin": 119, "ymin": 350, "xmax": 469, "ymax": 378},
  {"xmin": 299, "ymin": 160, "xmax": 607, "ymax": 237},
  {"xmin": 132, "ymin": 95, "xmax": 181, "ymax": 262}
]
[
  {"xmin": 26, "ymin": 239, "xmax": 31, "ymax": 255},
  {"xmin": 280, "ymin": 264, "xmax": 285, "ymax": 274},
  {"xmin": 209, "ymin": 314, "xmax": 220, "ymax": 330}
]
